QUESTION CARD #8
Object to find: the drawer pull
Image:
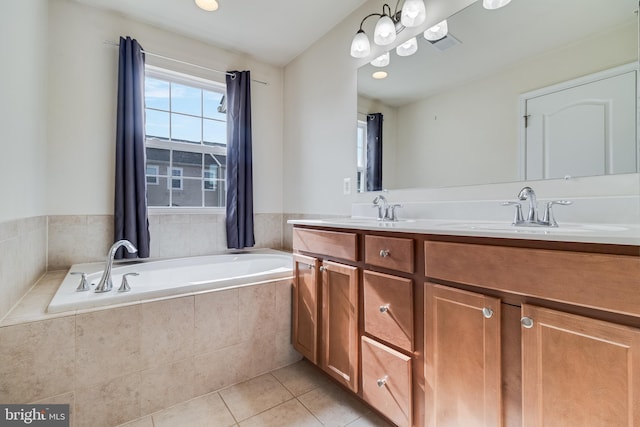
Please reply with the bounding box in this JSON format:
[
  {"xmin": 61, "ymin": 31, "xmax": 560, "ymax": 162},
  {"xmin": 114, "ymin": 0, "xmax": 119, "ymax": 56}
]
[
  {"xmin": 521, "ymin": 317, "xmax": 534, "ymax": 329},
  {"xmin": 377, "ymin": 375, "xmax": 388, "ymax": 388},
  {"xmin": 482, "ymin": 307, "xmax": 494, "ymax": 319},
  {"xmin": 379, "ymin": 249, "xmax": 390, "ymax": 258},
  {"xmin": 379, "ymin": 304, "xmax": 390, "ymax": 313}
]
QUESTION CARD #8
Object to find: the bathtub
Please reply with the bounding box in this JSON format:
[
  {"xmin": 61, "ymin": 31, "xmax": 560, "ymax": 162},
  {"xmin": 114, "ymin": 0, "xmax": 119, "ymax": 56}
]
[{"xmin": 47, "ymin": 249, "xmax": 293, "ymax": 314}]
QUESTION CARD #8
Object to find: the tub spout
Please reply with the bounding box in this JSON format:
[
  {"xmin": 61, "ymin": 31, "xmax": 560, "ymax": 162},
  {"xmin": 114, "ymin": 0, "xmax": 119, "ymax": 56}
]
[{"xmin": 95, "ymin": 240, "xmax": 138, "ymax": 293}]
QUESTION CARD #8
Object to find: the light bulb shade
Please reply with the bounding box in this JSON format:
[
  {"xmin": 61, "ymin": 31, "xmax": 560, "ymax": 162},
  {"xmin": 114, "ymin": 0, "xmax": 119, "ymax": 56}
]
[
  {"xmin": 371, "ymin": 52, "xmax": 390, "ymax": 67},
  {"xmin": 374, "ymin": 15, "xmax": 397, "ymax": 46},
  {"xmin": 483, "ymin": 0, "xmax": 511, "ymax": 9},
  {"xmin": 401, "ymin": 0, "xmax": 426, "ymax": 27},
  {"xmin": 195, "ymin": 0, "xmax": 219, "ymax": 11},
  {"xmin": 424, "ymin": 19, "xmax": 448, "ymax": 41},
  {"xmin": 350, "ymin": 30, "xmax": 371, "ymax": 58},
  {"xmin": 396, "ymin": 37, "xmax": 418, "ymax": 57}
]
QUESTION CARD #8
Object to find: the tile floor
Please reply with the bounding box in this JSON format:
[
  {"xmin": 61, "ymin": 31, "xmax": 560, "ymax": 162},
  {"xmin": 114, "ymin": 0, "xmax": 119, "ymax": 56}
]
[{"xmin": 118, "ymin": 359, "xmax": 392, "ymax": 427}]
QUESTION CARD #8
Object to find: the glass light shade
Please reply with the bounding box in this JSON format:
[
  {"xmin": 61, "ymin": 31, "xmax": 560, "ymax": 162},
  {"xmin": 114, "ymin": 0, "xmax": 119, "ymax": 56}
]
[
  {"xmin": 483, "ymin": 0, "xmax": 512, "ymax": 9},
  {"xmin": 401, "ymin": 0, "xmax": 426, "ymax": 27},
  {"xmin": 195, "ymin": 0, "xmax": 219, "ymax": 11},
  {"xmin": 371, "ymin": 52, "xmax": 390, "ymax": 67},
  {"xmin": 396, "ymin": 37, "xmax": 418, "ymax": 57},
  {"xmin": 372, "ymin": 71, "xmax": 388, "ymax": 79},
  {"xmin": 350, "ymin": 30, "xmax": 371, "ymax": 58},
  {"xmin": 424, "ymin": 20, "xmax": 448, "ymax": 41},
  {"xmin": 374, "ymin": 15, "xmax": 397, "ymax": 46}
]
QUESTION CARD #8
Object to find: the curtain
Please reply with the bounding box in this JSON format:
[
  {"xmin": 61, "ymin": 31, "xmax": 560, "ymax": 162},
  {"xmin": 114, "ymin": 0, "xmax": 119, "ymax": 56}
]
[
  {"xmin": 114, "ymin": 36, "xmax": 150, "ymax": 259},
  {"xmin": 366, "ymin": 113, "xmax": 383, "ymax": 191},
  {"xmin": 225, "ymin": 71, "xmax": 255, "ymax": 249}
]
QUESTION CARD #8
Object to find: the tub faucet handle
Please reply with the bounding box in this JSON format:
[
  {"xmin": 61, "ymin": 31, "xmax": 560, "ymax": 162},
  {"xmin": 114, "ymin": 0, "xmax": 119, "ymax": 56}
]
[
  {"xmin": 71, "ymin": 272, "xmax": 90, "ymax": 292},
  {"xmin": 118, "ymin": 272, "xmax": 139, "ymax": 293}
]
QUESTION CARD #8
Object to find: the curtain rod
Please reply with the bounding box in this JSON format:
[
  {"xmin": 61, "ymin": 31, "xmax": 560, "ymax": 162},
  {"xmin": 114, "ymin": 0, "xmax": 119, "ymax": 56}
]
[{"xmin": 103, "ymin": 40, "xmax": 268, "ymax": 85}]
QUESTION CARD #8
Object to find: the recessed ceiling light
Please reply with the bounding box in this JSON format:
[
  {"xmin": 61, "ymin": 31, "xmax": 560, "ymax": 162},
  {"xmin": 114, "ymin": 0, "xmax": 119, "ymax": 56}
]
[
  {"xmin": 372, "ymin": 71, "xmax": 388, "ymax": 79},
  {"xmin": 195, "ymin": 0, "xmax": 219, "ymax": 11}
]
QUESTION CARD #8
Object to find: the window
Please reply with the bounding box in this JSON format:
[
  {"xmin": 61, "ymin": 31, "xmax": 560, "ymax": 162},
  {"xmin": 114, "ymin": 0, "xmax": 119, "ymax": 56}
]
[
  {"xmin": 144, "ymin": 65, "xmax": 227, "ymax": 208},
  {"xmin": 356, "ymin": 120, "xmax": 367, "ymax": 193}
]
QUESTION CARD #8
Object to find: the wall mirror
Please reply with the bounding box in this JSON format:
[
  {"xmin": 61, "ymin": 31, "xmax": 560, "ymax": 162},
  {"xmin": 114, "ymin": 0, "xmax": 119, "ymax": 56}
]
[{"xmin": 356, "ymin": 0, "xmax": 639, "ymax": 192}]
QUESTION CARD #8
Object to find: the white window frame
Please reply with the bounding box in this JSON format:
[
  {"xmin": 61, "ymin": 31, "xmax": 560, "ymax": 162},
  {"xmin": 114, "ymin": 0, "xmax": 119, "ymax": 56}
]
[
  {"xmin": 356, "ymin": 119, "xmax": 368, "ymax": 193},
  {"xmin": 145, "ymin": 65, "xmax": 227, "ymax": 211}
]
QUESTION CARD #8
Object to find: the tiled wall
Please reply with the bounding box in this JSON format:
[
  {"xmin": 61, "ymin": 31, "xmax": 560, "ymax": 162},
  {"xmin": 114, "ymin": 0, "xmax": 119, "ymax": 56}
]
[
  {"xmin": 0, "ymin": 275, "xmax": 300, "ymax": 427},
  {"xmin": 48, "ymin": 213, "xmax": 285, "ymax": 270},
  {"xmin": 0, "ymin": 217, "xmax": 47, "ymax": 320}
]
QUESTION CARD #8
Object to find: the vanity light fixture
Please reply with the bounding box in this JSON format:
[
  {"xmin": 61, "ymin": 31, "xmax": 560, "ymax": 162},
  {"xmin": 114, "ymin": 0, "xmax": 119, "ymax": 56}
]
[
  {"xmin": 195, "ymin": 0, "xmax": 219, "ymax": 11},
  {"xmin": 371, "ymin": 52, "xmax": 391, "ymax": 67},
  {"xmin": 396, "ymin": 37, "xmax": 418, "ymax": 56},
  {"xmin": 372, "ymin": 71, "xmax": 389, "ymax": 79},
  {"xmin": 483, "ymin": 0, "xmax": 512, "ymax": 10},
  {"xmin": 424, "ymin": 19, "xmax": 448, "ymax": 42},
  {"xmin": 350, "ymin": 0, "xmax": 426, "ymax": 58}
]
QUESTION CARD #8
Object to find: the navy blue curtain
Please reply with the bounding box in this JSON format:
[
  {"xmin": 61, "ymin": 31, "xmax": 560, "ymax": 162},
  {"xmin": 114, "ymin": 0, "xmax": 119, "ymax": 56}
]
[
  {"xmin": 225, "ymin": 71, "xmax": 255, "ymax": 249},
  {"xmin": 114, "ymin": 36, "xmax": 150, "ymax": 258},
  {"xmin": 366, "ymin": 113, "xmax": 383, "ymax": 191}
]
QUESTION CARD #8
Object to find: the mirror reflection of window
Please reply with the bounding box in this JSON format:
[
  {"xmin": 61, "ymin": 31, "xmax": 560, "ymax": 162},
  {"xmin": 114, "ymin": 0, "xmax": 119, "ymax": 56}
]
[{"xmin": 357, "ymin": 120, "xmax": 367, "ymax": 193}]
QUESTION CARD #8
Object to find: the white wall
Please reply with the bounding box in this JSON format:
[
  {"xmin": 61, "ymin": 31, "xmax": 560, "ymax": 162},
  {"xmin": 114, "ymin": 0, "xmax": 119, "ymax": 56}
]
[
  {"xmin": 46, "ymin": 0, "xmax": 284, "ymax": 215},
  {"xmin": 283, "ymin": 0, "xmax": 640, "ymax": 216},
  {"xmin": 0, "ymin": 0, "xmax": 49, "ymax": 223}
]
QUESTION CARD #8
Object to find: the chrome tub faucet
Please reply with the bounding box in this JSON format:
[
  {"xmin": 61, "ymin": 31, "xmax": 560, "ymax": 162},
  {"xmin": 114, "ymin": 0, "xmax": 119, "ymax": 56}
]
[{"xmin": 95, "ymin": 240, "xmax": 138, "ymax": 293}]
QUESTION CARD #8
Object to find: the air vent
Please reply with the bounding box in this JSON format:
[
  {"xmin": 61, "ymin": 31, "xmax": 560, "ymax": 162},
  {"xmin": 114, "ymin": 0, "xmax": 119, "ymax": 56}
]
[{"xmin": 427, "ymin": 33, "xmax": 461, "ymax": 52}]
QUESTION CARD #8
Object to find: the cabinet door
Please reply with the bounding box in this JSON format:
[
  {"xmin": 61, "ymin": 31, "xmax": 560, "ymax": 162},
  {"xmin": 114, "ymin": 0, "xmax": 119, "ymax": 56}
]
[
  {"xmin": 522, "ymin": 304, "xmax": 640, "ymax": 427},
  {"xmin": 292, "ymin": 253, "xmax": 319, "ymax": 364},
  {"xmin": 425, "ymin": 283, "xmax": 502, "ymax": 427},
  {"xmin": 321, "ymin": 260, "xmax": 359, "ymax": 392}
]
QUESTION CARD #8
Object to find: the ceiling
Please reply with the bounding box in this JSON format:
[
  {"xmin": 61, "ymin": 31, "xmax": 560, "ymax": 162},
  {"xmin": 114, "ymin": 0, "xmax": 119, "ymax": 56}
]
[{"xmin": 74, "ymin": 0, "xmax": 368, "ymax": 66}]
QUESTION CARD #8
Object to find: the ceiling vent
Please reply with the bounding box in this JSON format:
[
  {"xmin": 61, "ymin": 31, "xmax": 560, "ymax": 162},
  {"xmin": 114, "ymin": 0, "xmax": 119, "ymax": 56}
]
[{"xmin": 427, "ymin": 33, "xmax": 461, "ymax": 52}]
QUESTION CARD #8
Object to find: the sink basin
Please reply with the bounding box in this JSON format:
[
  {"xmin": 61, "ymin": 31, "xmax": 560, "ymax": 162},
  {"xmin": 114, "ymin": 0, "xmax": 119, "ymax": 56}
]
[{"xmin": 438, "ymin": 222, "xmax": 629, "ymax": 234}]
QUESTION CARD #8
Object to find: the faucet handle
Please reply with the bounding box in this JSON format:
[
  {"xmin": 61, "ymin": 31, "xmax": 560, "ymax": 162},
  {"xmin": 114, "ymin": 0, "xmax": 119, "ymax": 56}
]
[
  {"xmin": 501, "ymin": 201, "xmax": 524, "ymax": 225},
  {"xmin": 542, "ymin": 200, "xmax": 572, "ymax": 227},
  {"xmin": 118, "ymin": 272, "xmax": 139, "ymax": 293},
  {"xmin": 389, "ymin": 204, "xmax": 403, "ymax": 221},
  {"xmin": 71, "ymin": 272, "xmax": 90, "ymax": 292}
]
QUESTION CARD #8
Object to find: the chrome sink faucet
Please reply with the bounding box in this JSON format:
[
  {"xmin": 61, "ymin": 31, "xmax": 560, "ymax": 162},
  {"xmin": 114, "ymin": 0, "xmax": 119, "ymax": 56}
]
[
  {"xmin": 95, "ymin": 240, "xmax": 138, "ymax": 293},
  {"xmin": 503, "ymin": 186, "xmax": 572, "ymax": 227},
  {"xmin": 372, "ymin": 195, "xmax": 402, "ymax": 221}
]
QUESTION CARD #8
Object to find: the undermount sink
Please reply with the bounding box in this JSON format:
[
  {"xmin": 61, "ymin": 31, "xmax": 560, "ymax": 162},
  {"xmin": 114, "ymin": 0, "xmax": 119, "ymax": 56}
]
[{"xmin": 438, "ymin": 222, "xmax": 629, "ymax": 234}]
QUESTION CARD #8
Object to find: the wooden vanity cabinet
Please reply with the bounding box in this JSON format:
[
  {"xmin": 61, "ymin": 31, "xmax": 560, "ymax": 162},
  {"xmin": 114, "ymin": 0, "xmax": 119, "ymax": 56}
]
[{"xmin": 292, "ymin": 254, "xmax": 320, "ymax": 363}]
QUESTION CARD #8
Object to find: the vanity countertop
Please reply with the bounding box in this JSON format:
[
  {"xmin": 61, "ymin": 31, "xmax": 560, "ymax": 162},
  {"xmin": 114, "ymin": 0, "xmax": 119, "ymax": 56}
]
[{"xmin": 288, "ymin": 217, "xmax": 640, "ymax": 246}]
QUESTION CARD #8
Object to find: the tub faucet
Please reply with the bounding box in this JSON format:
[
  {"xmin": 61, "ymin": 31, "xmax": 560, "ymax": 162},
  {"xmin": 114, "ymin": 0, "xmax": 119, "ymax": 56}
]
[{"xmin": 95, "ymin": 240, "xmax": 138, "ymax": 293}]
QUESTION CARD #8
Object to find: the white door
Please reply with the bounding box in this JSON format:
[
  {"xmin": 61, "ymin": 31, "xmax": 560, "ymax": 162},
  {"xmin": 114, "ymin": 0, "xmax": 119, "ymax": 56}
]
[{"xmin": 523, "ymin": 67, "xmax": 637, "ymax": 180}]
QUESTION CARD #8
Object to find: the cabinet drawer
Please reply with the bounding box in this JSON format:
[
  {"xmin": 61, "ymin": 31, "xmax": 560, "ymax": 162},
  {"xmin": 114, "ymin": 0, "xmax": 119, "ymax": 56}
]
[
  {"xmin": 293, "ymin": 228, "xmax": 357, "ymax": 261},
  {"xmin": 364, "ymin": 271, "xmax": 413, "ymax": 351},
  {"xmin": 365, "ymin": 235, "xmax": 414, "ymax": 273},
  {"xmin": 362, "ymin": 336, "xmax": 412, "ymax": 427}
]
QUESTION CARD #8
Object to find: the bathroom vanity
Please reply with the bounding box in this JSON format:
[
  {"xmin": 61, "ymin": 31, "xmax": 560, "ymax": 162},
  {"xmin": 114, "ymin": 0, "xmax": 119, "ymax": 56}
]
[{"xmin": 289, "ymin": 218, "xmax": 640, "ymax": 427}]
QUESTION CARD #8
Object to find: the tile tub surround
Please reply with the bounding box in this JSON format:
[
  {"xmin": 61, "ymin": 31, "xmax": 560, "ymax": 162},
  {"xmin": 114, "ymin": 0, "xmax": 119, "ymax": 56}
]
[
  {"xmin": 0, "ymin": 273, "xmax": 301, "ymax": 427},
  {"xmin": 48, "ymin": 213, "xmax": 285, "ymax": 270},
  {"xmin": 0, "ymin": 216, "xmax": 47, "ymax": 320}
]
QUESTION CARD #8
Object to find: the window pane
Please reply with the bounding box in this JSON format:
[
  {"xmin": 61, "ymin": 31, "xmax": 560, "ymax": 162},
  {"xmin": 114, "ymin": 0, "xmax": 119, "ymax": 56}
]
[
  {"xmin": 173, "ymin": 150, "xmax": 202, "ymax": 178},
  {"xmin": 203, "ymin": 90, "xmax": 226, "ymax": 120},
  {"xmin": 171, "ymin": 83, "xmax": 202, "ymax": 116},
  {"xmin": 146, "ymin": 109, "xmax": 170, "ymax": 139},
  {"xmin": 172, "ymin": 178, "xmax": 203, "ymax": 207},
  {"xmin": 148, "ymin": 177, "xmax": 170, "ymax": 206},
  {"xmin": 205, "ymin": 181, "xmax": 226, "ymax": 207},
  {"xmin": 203, "ymin": 119, "xmax": 226, "ymax": 146},
  {"xmin": 145, "ymin": 77, "xmax": 169, "ymax": 110},
  {"xmin": 146, "ymin": 148, "xmax": 170, "ymax": 167},
  {"xmin": 171, "ymin": 113, "xmax": 201, "ymax": 143}
]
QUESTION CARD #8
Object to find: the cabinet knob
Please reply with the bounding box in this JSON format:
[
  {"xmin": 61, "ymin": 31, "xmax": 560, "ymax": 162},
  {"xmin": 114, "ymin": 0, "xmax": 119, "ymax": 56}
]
[
  {"xmin": 319, "ymin": 266, "xmax": 327, "ymax": 272},
  {"xmin": 379, "ymin": 304, "xmax": 390, "ymax": 313},
  {"xmin": 307, "ymin": 264, "xmax": 314, "ymax": 270},
  {"xmin": 482, "ymin": 307, "xmax": 494, "ymax": 319},
  {"xmin": 379, "ymin": 249, "xmax": 390, "ymax": 258},
  {"xmin": 521, "ymin": 317, "xmax": 534, "ymax": 329},
  {"xmin": 377, "ymin": 375, "xmax": 388, "ymax": 388}
]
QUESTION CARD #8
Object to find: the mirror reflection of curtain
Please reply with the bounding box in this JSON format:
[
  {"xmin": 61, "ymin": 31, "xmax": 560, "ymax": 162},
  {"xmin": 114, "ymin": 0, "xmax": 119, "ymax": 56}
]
[{"xmin": 366, "ymin": 113, "xmax": 383, "ymax": 191}]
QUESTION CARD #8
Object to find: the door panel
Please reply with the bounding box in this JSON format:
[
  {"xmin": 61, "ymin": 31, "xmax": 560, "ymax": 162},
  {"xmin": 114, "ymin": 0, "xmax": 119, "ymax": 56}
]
[{"xmin": 292, "ymin": 254, "xmax": 319, "ymax": 363}]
